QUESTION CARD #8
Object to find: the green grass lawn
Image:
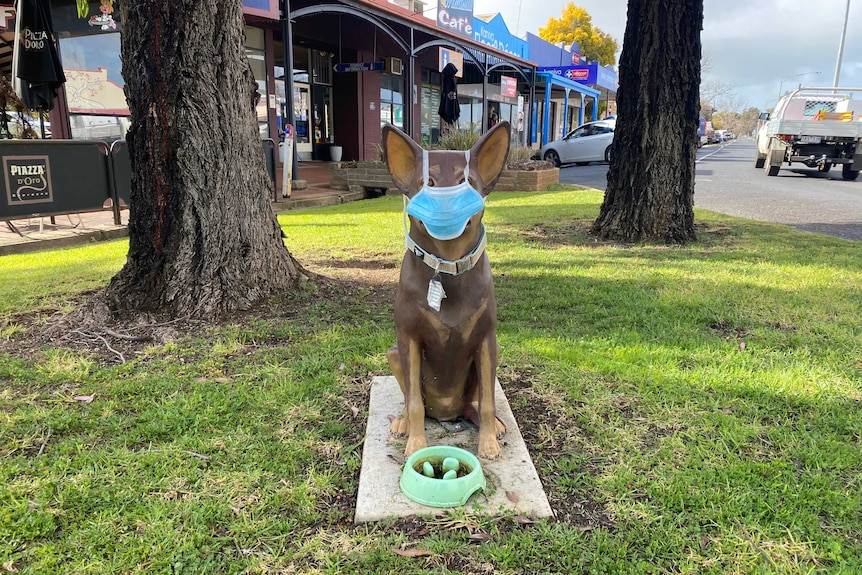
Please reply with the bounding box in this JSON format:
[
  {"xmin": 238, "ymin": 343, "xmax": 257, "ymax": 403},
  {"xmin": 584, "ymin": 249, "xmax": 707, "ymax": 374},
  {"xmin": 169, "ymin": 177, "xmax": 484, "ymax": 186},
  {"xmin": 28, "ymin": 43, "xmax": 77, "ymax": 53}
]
[{"xmin": 1, "ymin": 187, "xmax": 860, "ymax": 574}]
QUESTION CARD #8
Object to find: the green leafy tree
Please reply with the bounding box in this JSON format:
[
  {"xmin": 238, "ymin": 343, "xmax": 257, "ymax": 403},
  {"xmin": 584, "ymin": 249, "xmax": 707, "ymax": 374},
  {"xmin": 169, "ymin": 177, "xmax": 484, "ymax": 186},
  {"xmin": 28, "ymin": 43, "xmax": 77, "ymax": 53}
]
[
  {"xmin": 538, "ymin": 3, "xmax": 619, "ymax": 66},
  {"xmin": 737, "ymin": 106, "xmax": 761, "ymax": 136}
]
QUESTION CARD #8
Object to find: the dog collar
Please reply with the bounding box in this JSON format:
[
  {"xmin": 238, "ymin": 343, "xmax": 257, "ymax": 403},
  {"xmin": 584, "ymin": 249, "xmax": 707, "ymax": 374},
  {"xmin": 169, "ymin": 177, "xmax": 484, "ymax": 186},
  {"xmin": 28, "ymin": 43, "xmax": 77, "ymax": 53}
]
[{"xmin": 404, "ymin": 226, "xmax": 486, "ymax": 276}]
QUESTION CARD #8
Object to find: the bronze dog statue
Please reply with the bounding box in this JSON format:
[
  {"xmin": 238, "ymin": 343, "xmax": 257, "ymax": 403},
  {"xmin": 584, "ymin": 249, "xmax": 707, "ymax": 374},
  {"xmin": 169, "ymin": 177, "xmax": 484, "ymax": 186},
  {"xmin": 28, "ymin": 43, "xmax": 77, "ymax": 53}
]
[{"xmin": 383, "ymin": 121, "xmax": 511, "ymax": 460}]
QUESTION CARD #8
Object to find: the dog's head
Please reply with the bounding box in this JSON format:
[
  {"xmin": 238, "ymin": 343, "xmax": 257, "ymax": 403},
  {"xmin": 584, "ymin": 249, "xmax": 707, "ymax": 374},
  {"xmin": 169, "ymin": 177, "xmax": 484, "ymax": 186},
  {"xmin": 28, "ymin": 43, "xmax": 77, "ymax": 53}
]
[{"xmin": 382, "ymin": 122, "xmax": 510, "ymax": 256}]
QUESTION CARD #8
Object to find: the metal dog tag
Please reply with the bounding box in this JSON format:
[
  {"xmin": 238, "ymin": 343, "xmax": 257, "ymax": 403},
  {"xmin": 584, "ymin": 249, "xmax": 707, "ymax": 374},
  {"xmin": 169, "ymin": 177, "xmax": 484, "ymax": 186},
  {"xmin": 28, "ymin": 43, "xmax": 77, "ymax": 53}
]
[{"xmin": 427, "ymin": 276, "xmax": 447, "ymax": 312}]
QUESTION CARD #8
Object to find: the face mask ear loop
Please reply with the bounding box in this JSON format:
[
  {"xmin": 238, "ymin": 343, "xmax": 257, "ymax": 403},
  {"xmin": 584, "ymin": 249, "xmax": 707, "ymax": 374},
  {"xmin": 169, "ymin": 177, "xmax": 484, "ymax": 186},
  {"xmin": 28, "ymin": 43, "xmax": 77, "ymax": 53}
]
[
  {"xmin": 403, "ymin": 194, "xmax": 410, "ymax": 248},
  {"xmin": 463, "ymin": 148, "xmax": 485, "ymax": 206}
]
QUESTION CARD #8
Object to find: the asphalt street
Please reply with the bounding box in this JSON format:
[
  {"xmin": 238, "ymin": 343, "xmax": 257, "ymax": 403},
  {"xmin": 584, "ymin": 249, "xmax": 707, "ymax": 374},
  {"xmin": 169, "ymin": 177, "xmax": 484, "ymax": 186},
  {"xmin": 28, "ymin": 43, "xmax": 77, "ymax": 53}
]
[{"xmin": 558, "ymin": 139, "xmax": 862, "ymax": 241}]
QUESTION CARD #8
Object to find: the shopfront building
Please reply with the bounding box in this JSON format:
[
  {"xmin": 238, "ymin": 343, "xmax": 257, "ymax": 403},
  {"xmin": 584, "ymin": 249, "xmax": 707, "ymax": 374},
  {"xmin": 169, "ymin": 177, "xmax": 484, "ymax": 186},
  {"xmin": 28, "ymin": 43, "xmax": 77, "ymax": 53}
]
[{"xmin": 3, "ymin": 1, "xmax": 558, "ymax": 168}]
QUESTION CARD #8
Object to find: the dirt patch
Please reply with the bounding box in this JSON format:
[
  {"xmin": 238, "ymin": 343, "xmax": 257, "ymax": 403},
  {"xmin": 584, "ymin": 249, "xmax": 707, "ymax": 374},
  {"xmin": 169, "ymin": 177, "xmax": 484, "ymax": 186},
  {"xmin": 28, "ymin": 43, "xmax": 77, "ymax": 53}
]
[
  {"xmin": 0, "ymin": 274, "xmax": 396, "ymax": 367},
  {"xmin": 522, "ymin": 223, "xmax": 634, "ymax": 249},
  {"xmin": 709, "ymin": 318, "xmax": 748, "ymax": 340},
  {"xmin": 499, "ymin": 366, "xmax": 615, "ymax": 530}
]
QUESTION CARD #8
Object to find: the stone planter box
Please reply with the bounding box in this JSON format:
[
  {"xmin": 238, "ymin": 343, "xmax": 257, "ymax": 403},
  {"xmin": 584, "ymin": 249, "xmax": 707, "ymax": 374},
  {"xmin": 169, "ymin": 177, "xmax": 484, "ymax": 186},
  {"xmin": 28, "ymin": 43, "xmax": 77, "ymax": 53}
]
[
  {"xmin": 330, "ymin": 161, "xmax": 559, "ymax": 194},
  {"xmin": 493, "ymin": 167, "xmax": 560, "ymax": 191},
  {"xmin": 329, "ymin": 162, "xmax": 397, "ymax": 194}
]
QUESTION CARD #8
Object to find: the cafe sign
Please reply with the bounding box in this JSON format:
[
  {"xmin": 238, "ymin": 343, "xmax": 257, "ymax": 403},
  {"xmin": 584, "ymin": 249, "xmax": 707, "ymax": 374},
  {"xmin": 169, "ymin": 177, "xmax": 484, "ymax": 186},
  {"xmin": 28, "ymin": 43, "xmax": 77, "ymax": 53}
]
[
  {"xmin": 4, "ymin": 156, "xmax": 52, "ymax": 204},
  {"xmin": 437, "ymin": 0, "xmax": 473, "ymax": 39}
]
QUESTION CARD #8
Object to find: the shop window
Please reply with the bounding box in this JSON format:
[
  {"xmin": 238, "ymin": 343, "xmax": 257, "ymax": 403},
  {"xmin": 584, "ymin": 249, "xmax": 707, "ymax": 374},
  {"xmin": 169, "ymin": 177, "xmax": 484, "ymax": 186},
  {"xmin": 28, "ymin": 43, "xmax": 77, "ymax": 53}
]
[
  {"xmin": 245, "ymin": 26, "xmax": 268, "ymax": 138},
  {"xmin": 312, "ymin": 51, "xmax": 332, "ymax": 86},
  {"xmin": 420, "ymin": 84, "xmax": 441, "ymax": 146},
  {"xmin": 419, "ymin": 68, "xmax": 442, "ymax": 145},
  {"xmin": 59, "ymin": 32, "xmax": 128, "ymax": 140},
  {"xmin": 380, "ymin": 74, "xmax": 403, "ymax": 129}
]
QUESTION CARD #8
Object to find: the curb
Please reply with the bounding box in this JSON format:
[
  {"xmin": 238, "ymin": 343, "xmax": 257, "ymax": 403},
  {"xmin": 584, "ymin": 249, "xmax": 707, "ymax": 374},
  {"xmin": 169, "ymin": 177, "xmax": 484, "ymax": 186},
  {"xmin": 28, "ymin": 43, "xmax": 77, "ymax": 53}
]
[{"xmin": 0, "ymin": 227, "xmax": 130, "ymax": 257}]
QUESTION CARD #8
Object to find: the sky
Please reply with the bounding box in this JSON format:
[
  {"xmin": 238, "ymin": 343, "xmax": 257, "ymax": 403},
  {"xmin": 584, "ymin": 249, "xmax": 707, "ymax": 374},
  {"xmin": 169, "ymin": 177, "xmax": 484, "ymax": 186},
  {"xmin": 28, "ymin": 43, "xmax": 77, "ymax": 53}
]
[{"xmin": 466, "ymin": 0, "xmax": 862, "ymax": 112}]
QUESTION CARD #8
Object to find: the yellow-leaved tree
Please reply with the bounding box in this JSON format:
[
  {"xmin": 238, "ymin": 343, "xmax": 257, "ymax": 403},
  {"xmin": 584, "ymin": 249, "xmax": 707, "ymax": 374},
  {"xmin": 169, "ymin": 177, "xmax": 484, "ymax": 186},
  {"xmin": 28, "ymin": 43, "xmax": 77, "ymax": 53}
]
[{"xmin": 538, "ymin": 3, "xmax": 618, "ymax": 66}]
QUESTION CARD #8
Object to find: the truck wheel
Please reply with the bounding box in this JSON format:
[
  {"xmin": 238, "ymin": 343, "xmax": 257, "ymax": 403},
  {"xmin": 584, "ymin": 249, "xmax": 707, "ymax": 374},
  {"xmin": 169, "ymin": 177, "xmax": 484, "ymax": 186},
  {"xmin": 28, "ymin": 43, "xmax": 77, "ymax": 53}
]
[
  {"xmin": 842, "ymin": 164, "xmax": 860, "ymax": 181},
  {"xmin": 764, "ymin": 148, "xmax": 780, "ymax": 176},
  {"xmin": 818, "ymin": 162, "xmax": 832, "ymax": 173},
  {"xmin": 754, "ymin": 155, "xmax": 765, "ymax": 168}
]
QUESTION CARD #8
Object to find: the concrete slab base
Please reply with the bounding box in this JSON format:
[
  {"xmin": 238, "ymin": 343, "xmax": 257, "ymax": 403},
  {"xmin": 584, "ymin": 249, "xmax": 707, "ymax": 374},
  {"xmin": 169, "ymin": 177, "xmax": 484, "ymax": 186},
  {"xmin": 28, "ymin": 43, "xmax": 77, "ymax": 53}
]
[{"xmin": 354, "ymin": 376, "xmax": 553, "ymax": 522}]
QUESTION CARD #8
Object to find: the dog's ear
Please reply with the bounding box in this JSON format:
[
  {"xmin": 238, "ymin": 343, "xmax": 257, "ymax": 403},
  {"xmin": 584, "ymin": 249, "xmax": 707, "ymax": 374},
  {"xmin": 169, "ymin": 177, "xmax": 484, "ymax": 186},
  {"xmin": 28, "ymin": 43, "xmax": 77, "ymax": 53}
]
[
  {"xmin": 471, "ymin": 121, "xmax": 511, "ymax": 196},
  {"xmin": 382, "ymin": 123, "xmax": 424, "ymax": 195}
]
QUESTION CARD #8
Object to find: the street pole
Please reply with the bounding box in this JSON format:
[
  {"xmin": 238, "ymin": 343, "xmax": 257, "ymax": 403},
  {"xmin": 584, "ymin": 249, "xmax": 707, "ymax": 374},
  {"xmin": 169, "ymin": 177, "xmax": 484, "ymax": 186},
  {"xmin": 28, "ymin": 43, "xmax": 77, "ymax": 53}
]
[
  {"xmin": 281, "ymin": 0, "xmax": 299, "ymax": 187},
  {"xmin": 833, "ymin": 0, "xmax": 851, "ymax": 87}
]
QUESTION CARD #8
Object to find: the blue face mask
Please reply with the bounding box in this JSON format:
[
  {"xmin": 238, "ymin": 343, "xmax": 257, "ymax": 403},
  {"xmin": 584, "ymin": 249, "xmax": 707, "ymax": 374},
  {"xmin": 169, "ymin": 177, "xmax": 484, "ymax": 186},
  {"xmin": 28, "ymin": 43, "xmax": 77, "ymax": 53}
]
[{"xmin": 406, "ymin": 150, "xmax": 485, "ymax": 240}]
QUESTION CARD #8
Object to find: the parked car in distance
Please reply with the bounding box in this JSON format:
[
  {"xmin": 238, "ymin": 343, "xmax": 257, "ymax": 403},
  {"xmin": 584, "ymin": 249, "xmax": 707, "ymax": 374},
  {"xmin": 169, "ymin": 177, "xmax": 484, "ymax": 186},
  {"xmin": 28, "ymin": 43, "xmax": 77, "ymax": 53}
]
[{"xmin": 541, "ymin": 119, "xmax": 616, "ymax": 167}]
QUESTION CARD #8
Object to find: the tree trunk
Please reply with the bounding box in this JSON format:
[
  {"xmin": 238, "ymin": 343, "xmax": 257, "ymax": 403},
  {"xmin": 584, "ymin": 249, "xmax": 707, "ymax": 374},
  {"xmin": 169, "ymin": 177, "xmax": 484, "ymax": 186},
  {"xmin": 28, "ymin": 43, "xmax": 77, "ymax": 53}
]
[
  {"xmin": 590, "ymin": 0, "xmax": 703, "ymax": 243},
  {"xmin": 103, "ymin": 0, "xmax": 302, "ymax": 317}
]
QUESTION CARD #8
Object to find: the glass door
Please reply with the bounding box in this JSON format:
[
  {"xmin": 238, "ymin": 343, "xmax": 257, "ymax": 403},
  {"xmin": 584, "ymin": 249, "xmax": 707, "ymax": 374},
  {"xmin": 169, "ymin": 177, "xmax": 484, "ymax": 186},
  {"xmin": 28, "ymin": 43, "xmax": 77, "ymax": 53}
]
[{"xmin": 293, "ymin": 83, "xmax": 312, "ymax": 160}]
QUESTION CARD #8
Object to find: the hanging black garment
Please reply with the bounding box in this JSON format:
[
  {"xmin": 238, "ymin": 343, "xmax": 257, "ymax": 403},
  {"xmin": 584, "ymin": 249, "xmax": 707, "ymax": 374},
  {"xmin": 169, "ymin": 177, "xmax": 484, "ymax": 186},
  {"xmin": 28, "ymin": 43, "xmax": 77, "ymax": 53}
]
[
  {"xmin": 438, "ymin": 62, "xmax": 460, "ymax": 125},
  {"xmin": 14, "ymin": 0, "xmax": 66, "ymax": 113}
]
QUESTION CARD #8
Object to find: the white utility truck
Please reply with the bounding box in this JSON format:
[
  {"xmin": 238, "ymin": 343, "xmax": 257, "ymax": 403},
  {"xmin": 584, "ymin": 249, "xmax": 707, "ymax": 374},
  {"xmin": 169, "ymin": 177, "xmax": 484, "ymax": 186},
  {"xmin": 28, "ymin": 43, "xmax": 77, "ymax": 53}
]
[{"xmin": 755, "ymin": 87, "xmax": 862, "ymax": 181}]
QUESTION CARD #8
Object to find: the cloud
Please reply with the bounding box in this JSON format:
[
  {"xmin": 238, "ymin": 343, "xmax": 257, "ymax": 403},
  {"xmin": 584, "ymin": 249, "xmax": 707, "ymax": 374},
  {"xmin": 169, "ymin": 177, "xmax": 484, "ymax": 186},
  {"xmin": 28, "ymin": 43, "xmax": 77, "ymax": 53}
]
[{"xmin": 472, "ymin": 0, "xmax": 862, "ymax": 111}]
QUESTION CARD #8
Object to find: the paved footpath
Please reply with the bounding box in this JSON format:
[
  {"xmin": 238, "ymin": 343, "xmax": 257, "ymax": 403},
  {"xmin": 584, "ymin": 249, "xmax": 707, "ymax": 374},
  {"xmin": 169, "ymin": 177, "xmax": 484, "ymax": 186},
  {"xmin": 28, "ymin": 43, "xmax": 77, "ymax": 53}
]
[{"xmin": 0, "ymin": 187, "xmax": 363, "ymax": 257}]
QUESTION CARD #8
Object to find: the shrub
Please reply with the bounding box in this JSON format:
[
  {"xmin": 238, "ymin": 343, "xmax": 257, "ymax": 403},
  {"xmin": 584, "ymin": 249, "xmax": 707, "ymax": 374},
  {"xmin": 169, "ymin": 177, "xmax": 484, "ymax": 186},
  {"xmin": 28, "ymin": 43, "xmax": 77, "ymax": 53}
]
[{"xmin": 434, "ymin": 128, "xmax": 481, "ymax": 151}]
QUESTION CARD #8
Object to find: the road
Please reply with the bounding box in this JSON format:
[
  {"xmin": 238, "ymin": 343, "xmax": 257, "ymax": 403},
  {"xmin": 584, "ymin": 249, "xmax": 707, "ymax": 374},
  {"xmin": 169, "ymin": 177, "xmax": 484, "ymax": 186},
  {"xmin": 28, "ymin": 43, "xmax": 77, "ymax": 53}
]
[{"xmin": 558, "ymin": 138, "xmax": 862, "ymax": 241}]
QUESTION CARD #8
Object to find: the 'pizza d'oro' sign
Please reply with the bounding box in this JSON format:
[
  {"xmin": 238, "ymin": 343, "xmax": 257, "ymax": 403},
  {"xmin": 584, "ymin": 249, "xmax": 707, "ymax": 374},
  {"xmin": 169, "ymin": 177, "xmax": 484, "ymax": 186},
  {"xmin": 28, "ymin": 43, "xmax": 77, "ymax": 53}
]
[{"xmin": 4, "ymin": 156, "xmax": 53, "ymax": 205}]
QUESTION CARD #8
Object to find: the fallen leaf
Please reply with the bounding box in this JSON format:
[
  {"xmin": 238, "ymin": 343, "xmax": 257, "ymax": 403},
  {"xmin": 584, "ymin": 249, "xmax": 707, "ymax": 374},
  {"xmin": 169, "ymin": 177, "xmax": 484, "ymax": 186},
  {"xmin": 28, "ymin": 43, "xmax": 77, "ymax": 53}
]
[
  {"xmin": 350, "ymin": 404, "xmax": 359, "ymax": 417},
  {"xmin": 467, "ymin": 531, "xmax": 492, "ymax": 542},
  {"xmin": 213, "ymin": 377, "xmax": 231, "ymax": 383},
  {"xmin": 3, "ymin": 559, "xmax": 18, "ymax": 573},
  {"xmin": 392, "ymin": 548, "xmax": 434, "ymax": 557},
  {"xmin": 513, "ymin": 515, "xmax": 535, "ymax": 525},
  {"xmin": 506, "ymin": 491, "xmax": 520, "ymax": 503},
  {"xmin": 73, "ymin": 395, "xmax": 95, "ymax": 404}
]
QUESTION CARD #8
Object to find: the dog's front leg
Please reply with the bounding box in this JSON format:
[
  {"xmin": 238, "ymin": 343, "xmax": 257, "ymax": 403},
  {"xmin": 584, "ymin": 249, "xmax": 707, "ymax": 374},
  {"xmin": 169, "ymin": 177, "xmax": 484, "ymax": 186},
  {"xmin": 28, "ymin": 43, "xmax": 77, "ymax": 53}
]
[
  {"xmin": 402, "ymin": 338, "xmax": 428, "ymax": 455},
  {"xmin": 475, "ymin": 336, "xmax": 501, "ymax": 460}
]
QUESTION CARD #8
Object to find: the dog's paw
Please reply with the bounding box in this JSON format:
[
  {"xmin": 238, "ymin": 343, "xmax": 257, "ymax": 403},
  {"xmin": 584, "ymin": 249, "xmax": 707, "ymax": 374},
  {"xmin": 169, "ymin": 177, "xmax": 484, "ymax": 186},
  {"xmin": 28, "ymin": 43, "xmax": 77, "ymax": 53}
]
[
  {"xmin": 478, "ymin": 435, "xmax": 501, "ymax": 461},
  {"xmin": 494, "ymin": 416, "xmax": 507, "ymax": 439},
  {"xmin": 405, "ymin": 434, "xmax": 427, "ymax": 455},
  {"xmin": 389, "ymin": 416, "xmax": 409, "ymax": 438}
]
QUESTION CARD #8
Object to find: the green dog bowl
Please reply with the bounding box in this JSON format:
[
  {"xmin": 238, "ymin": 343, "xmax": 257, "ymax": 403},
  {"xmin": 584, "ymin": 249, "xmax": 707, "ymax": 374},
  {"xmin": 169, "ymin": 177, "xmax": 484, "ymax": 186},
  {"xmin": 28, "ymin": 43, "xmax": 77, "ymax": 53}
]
[{"xmin": 400, "ymin": 446, "xmax": 486, "ymax": 508}]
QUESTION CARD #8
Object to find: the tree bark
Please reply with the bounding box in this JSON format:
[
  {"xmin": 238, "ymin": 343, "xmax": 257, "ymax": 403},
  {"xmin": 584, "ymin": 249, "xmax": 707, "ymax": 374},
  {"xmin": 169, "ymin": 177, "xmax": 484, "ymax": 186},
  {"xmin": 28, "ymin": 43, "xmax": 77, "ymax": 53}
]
[
  {"xmin": 104, "ymin": 0, "xmax": 301, "ymax": 317},
  {"xmin": 590, "ymin": 0, "xmax": 703, "ymax": 243}
]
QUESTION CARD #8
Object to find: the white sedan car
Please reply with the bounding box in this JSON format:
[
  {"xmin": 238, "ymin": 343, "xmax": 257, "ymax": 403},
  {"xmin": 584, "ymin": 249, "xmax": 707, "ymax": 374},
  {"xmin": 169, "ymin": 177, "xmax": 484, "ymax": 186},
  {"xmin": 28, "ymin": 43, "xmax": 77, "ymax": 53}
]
[{"xmin": 541, "ymin": 119, "xmax": 616, "ymax": 167}]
